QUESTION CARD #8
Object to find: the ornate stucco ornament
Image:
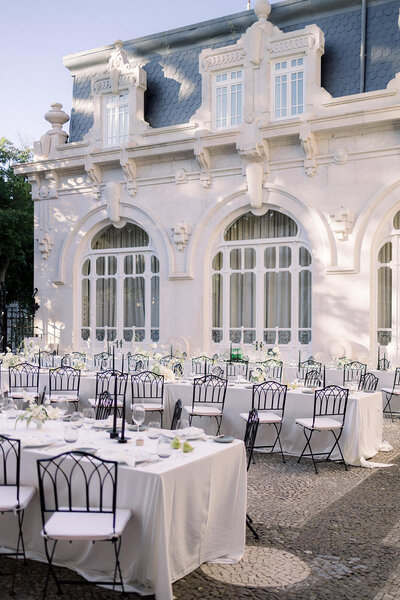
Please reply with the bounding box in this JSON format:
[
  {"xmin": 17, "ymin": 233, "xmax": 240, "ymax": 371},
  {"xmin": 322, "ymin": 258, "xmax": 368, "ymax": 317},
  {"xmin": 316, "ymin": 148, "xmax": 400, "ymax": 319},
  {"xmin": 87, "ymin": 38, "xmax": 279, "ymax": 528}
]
[
  {"xmin": 328, "ymin": 207, "xmax": 354, "ymax": 241},
  {"xmin": 171, "ymin": 220, "xmax": 192, "ymax": 252},
  {"xmin": 103, "ymin": 182, "xmax": 122, "ymax": 225},
  {"xmin": 106, "ymin": 39, "xmax": 136, "ymax": 93},
  {"xmin": 37, "ymin": 232, "xmax": 54, "ymax": 260}
]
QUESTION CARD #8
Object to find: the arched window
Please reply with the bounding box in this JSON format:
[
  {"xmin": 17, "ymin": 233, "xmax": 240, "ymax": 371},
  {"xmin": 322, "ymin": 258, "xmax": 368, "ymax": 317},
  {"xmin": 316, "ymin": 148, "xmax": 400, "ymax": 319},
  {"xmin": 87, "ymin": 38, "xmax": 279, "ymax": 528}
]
[
  {"xmin": 377, "ymin": 209, "xmax": 400, "ymax": 350},
  {"xmin": 211, "ymin": 210, "xmax": 312, "ymax": 349},
  {"xmin": 81, "ymin": 223, "xmax": 159, "ymax": 345}
]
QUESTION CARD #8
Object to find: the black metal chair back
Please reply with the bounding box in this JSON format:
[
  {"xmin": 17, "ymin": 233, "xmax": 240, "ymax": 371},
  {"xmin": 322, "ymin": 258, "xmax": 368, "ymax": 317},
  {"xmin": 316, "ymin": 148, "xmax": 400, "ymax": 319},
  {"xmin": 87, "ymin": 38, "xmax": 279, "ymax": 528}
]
[
  {"xmin": 95, "ymin": 391, "xmax": 114, "ymax": 420},
  {"xmin": 343, "ymin": 361, "xmax": 367, "ymax": 385},
  {"xmin": 173, "ymin": 362, "xmax": 183, "ymax": 377},
  {"xmin": 170, "ymin": 399, "xmax": 183, "ymax": 429},
  {"xmin": 9, "ymin": 363, "xmax": 40, "ymax": 395},
  {"xmin": 131, "ymin": 371, "xmax": 164, "ymax": 404},
  {"xmin": 252, "ymin": 380, "xmax": 287, "ymax": 413},
  {"xmin": 191, "ymin": 356, "xmax": 214, "ymax": 375},
  {"xmin": 297, "ymin": 357, "xmax": 322, "ymax": 381},
  {"xmin": 359, "ymin": 372, "xmax": 379, "ymax": 391},
  {"xmin": 33, "ymin": 351, "xmax": 54, "ymax": 368},
  {"xmin": 94, "ymin": 352, "xmax": 112, "ymax": 371},
  {"xmin": 37, "ymin": 451, "xmax": 118, "ymax": 531},
  {"xmin": 225, "ymin": 360, "xmax": 249, "ymax": 379},
  {"xmin": 304, "ymin": 369, "xmax": 323, "ymax": 388},
  {"xmin": 126, "ymin": 353, "xmax": 149, "ymax": 372},
  {"xmin": 72, "ymin": 352, "xmax": 86, "ymax": 363},
  {"xmin": 211, "ymin": 365, "xmax": 224, "ymax": 378},
  {"xmin": 259, "ymin": 359, "xmax": 283, "ymax": 382},
  {"xmin": 192, "ymin": 374, "xmax": 227, "ymax": 408},
  {"xmin": 60, "ymin": 354, "xmax": 71, "ymax": 367},
  {"xmin": 38, "ymin": 385, "xmax": 47, "ymax": 406},
  {"xmin": 377, "ymin": 356, "xmax": 390, "ymax": 371},
  {"xmin": 49, "ymin": 366, "xmax": 81, "ymax": 399},
  {"xmin": 95, "ymin": 370, "xmax": 128, "ymax": 404},
  {"xmin": 0, "ymin": 434, "xmax": 20, "ymax": 494},
  {"xmin": 313, "ymin": 385, "xmax": 349, "ymax": 427},
  {"xmin": 243, "ymin": 409, "xmax": 259, "ymax": 471}
]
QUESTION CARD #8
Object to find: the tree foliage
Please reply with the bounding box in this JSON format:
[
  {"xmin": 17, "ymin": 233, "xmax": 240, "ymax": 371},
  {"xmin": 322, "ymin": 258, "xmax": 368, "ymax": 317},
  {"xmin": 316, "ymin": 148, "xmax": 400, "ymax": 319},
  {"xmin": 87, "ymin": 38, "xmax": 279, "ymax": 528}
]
[{"xmin": 0, "ymin": 137, "xmax": 33, "ymax": 308}]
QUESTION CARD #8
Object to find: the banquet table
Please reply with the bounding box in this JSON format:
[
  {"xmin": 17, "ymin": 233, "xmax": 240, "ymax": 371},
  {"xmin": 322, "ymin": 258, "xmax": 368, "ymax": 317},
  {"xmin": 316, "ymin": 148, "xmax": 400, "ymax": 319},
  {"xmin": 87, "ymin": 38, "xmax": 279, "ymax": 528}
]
[
  {"xmin": 165, "ymin": 383, "xmax": 383, "ymax": 466},
  {"xmin": 0, "ymin": 421, "xmax": 246, "ymax": 600}
]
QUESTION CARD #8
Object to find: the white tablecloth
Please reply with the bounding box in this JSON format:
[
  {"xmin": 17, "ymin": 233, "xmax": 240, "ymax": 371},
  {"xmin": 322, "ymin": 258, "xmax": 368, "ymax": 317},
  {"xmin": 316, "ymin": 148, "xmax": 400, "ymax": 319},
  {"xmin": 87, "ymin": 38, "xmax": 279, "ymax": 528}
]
[
  {"xmin": 165, "ymin": 383, "xmax": 383, "ymax": 466},
  {"xmin": 0, "ymin": 422, "xmax": 246, "ymax": 600}
]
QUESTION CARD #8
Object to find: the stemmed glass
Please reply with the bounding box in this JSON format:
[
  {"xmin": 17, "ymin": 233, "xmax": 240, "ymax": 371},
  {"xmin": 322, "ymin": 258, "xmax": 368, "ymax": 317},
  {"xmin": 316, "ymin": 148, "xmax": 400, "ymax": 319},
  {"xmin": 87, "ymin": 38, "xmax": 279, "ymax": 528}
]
[
  {"xmin": 82, "ymin": 407, "xmax": 95, "ymax": 442},
  {"xmin": 132, "ymin": 404, "xmax": 145, "ymax": 434},
  {"xmin": 176, "ymin": 417, "xmax": 190, "ymax": 439}
]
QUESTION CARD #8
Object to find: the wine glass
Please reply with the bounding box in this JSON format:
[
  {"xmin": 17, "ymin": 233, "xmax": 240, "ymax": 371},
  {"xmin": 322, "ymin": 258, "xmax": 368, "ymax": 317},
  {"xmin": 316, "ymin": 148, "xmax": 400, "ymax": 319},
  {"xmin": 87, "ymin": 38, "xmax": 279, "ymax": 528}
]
[
  {"xmin": 176, "ymin": 417, "xmax": 190, "ymax": 439},
  {"xmin": 70, "ymin": 411, "xmax": 83, "ymax": 429},
  {"xmin": 132, "ymin": 404, "xmax": 145, "ymax": 434},
  {"xmin": 57, "ymin": 397, "xmax": 69, "ymax": 419},
  {"xmin": 147, "ymin": 421, "xmax": 161, "ymax": 439},
  {"xmin": 82, "ymin": 407, "xmax": 95, "ymax": 442}
]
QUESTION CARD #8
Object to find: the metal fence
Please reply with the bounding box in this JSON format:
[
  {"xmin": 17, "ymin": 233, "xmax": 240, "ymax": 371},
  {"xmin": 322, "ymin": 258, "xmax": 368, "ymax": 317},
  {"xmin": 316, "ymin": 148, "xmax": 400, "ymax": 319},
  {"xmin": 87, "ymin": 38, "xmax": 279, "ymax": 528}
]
[{"xmin": 6, "ymin": 303, "xmax": 35, "ymax": 352}]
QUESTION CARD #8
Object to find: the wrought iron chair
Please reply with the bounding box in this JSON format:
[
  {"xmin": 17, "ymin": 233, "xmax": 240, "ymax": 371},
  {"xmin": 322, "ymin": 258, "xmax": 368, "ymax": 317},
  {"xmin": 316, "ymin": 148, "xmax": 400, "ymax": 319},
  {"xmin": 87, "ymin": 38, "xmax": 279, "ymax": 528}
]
[
  {"xmin": 49, "ymin": 366, "xmax": 81, "ymax": 410},
  {"xmin": 243, "ymin": 408, "xmax": 260, "ymax": 539},
  {"xmin": 126, "ymin": 352, "xmax": 149, "ymax": 372},
  {"xmin": 304, "ymin": 369, "xmax": 323, "ymax": 388},
  {"xmin": 343, "ymin": 361, "xmax": 367, "ymax": 386},
  {"xmin": 33, "ymin": 351, "xmax": 55, "ymax": 368},
  {"xmin": 240, "ymin": 381, "xmax": 287, "ymax": 462},
  {"xmin": 170, "ymin": 399, "xmax": 183, "ymax": 430},
  {"xmin": 89, "ymin": 370, "xmax": 128, "ymax": 417},
  {"xmin": 131, "ymin": 371, "xmax": 165, "ymax": 426},
  {"xmin": 173, "ymin": 362, "xmax": 183, "ymax": 377},
  {"xmin": 297, "ymin": 357, "xmax": 322, "ymax": 382},
  {"xmin": 358, "ymin": 372, "xmax": 379, "ymax": 392},
  {"xmin": 382, "ymin": 367, "xmax": 400, "ymax": 421},
  {"xmin": 211, "ymin": 365, "xmax": 224, "ymax": 378},
  {"xmin": 259, "ymin": 358, "xmax": 283, "ymax": 382},
  {"xmin": 0, "ymin": 435, "xmax": 35, "ymax": 591},
  {"xmin": 191, "ymin": 356, "xmax": 214, "ymax": 375},
  {"xmin": 95, "ymin": 390, "xmax": 114, "ymax": 420},
  {"xmin": 94, "ymin": 352, "xmax": 112, "ymax": 371},
  {"xmin": 225, "ymin": 359, "xmax": 249, "ymax": 380},
  {"xmin": 377, "ymin": 356, "xmax": 390, "ymax": 371},
  {"xmin": 184, "ymin": 374, "xmax": 227, "ymax": 434},
  {"xmin": 60, "ymin": 354, "xmax": 72, "ymax": 367},
  {"xmin": 72, "ymin": 351, "xmax": 86, "ymax": 363},
  {"xmin": 160, "ymin": 355, "xmax": 175, "ymax": 366},
  {"xmin": 8, "ymin": 362, "xmax": 40, "ymax": 401},
  {"xmin": 37, "ymin": 451, "xmax": 131, "ymax": 598},
  {"xmin": 296, "ymin": 385, "xmax": 349, "ymax": 474}
]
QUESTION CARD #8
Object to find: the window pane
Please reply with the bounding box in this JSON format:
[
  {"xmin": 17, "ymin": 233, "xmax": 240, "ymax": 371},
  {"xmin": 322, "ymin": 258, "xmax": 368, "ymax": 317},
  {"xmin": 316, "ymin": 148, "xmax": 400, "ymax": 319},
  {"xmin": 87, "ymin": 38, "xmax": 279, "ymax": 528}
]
[
  {"xmin": 124, "ymin": 277, "xmax": 145, "ymax": 327},
  {"xmin": 378, "ymin": 266, "xmax": 392, "ymax": 328},
  {"xmin": 394, "ymin": 211, "xmax": 400, "ymax": 230},
  {"xmin": 243, "ymin": 272, "xmax": 255, "ymax": 327},
  {"xmin": 264, "ymin": 247, "xmax": 276, "ymax": 269},
  {"xmin": 151, "ymin": 276, "xmax": 159, "ymax": 328},
  {"xmin": 299, "ymin": 270, "xmax": 311, "ymax": 328},
  {"xmin": 277, "ymin": 272, "xmax": 291, "ymax": 328},
  {"xmin": 151, "ymin": 255, "xmax": 160, "ymax": 273},
  {"xmin": 92, "ymin": 223, "xmax": 149, "ymax": 250},
  {"xmin": 212, "ymin": 252, "xmax": 223, "ymax": 271},
  {"xmin": 279, "ymin": 246, "xmax": 291, "ymax": 268},
  {"xmin": 225, "ymin": 210, "xmax": 298, "ymax": 241},
  {"xmin": 265, "ymin": 272, "xmax": 277, "ymax": 328},
  {"xmin": 230, "ymin": 273, "xmax": 242, "ymax": 328},
  {"xmin": 82, "ymin": 259, "xmax": 90, "ymax": 276},
  {"xmin": 230, "ymin": 249, "xmax": 241, "ymax": 270},
  {"xmin": 124, "ymin": 255, "xmax": 133, "ymax": 275},
  {"xmin": 244, "ymin": 248, "xmax": 255, "ymax": 269},
  {"xmin": 299, "ymin": 247, "xmax": 312, "ymax": 267},
  {"xmin": 96, "ymin": 278, "xmax": 116, "ymax": 327},
  {"xmin": 81, "ymin": 279, "xmax": 90, "ymax": 327},
  {"xmin": 212, "ymin": 274, "xmax": 223, "ymax": 328},
  {"xmin": 378, "ymin": 242, "xmax": 392, "ymax": 264},
  {"xmin": 96, "ymin": 257, "xmax": 105, "ymax": 276},
  {"xmin": 136, "ymin": 254, "xmax": 145, "ymax": 274},
  {"xmin": 108, "ymin": 256, "xmax": 117, "ymax": 275}
]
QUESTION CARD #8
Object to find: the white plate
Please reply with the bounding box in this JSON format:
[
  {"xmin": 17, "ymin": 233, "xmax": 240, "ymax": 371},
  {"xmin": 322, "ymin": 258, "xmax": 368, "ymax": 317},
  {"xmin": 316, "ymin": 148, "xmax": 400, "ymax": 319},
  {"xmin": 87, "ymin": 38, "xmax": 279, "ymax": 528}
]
[
  {"xmin": 301, "ymin": 388, "xmax": 314, "ymax": 394},
  {"xmin": 22, "ymin": 435, "xmax": 57, "ymax": 448},
  {"xmin": 163, "ymin": 427, "xmax": 204, "ymax": 440},
  {"xmin": 100, "ymin": 448, "xmax": 152, "ymax": 465}
]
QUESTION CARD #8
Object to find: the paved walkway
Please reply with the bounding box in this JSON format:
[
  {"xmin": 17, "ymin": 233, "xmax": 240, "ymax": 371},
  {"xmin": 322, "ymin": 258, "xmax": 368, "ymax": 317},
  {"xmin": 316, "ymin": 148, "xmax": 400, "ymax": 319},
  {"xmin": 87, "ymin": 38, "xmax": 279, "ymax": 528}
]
[{"xmin": 3, "ymin": 418, "xmax": 400, "ymax": 600}]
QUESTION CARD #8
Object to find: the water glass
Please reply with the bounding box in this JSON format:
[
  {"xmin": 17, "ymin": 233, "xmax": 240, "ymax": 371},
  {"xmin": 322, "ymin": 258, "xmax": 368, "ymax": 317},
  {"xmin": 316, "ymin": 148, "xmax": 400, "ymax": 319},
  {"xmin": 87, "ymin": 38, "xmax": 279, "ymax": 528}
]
[
  {"xmin": 63, "ymin": 423, "xmax": 79, "ymax": 444},
  {"xmin": 157, "ymin": 435, "xmax": 172, "ymax": 458},
  {"xmin": 70, "ymin": 412, "xmax": 83, "ymax": 428},
  {"xmin": 82, "ymin": 407, "xmax": 95, "ymax": 441},
  {"xmin": 147, "ymin": 421, "xmax": 161, "ymax": 439}
]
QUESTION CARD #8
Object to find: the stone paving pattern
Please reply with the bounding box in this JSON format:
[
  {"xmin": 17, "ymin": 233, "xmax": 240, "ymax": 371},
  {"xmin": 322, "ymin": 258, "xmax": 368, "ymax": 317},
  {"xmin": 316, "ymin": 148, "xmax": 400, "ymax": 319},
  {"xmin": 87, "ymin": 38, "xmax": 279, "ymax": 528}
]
[{"xmin": 2, "ymin": 418, "xmax": 400, "ymax": 599}]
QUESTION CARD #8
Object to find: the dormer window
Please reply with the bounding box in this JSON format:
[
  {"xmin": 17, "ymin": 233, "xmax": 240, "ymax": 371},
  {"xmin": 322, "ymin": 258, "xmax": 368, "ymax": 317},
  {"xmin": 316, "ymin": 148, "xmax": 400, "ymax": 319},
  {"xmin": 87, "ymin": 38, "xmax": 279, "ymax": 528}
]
[
  {"xmin": 215, "ymin": 70, "xmax": 243, "ymax": 129},
  {"xmin": 105, "ymin": 92, "xmax": 129, "ymax": 146},
  {"xmin": 273, "ymin": 57, "xmax": 304, "ymax": 120}
]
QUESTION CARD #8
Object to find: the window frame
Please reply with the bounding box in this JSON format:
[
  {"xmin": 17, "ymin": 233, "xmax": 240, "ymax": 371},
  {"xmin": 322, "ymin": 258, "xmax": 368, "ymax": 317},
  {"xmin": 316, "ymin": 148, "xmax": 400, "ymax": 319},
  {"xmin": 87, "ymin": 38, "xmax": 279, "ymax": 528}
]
[
  {"xmin": 103, "ymin": 91, "xmax": 130, "ymax": 148},
  {"xmin": 272, "ymin": 55, "xmax": 305, "ymax": 121},
  {"xmin": 213, "ymin": 68, "xmax": 244, "ymax": 131}
]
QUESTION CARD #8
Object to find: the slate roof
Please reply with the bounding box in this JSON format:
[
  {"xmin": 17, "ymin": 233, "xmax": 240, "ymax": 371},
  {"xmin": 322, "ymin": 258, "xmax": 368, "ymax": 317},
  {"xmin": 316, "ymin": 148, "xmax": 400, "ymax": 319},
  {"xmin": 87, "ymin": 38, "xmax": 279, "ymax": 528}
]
[{"xmin": 68, "ymin": 0, "xmax": 400, "ymax": 143}]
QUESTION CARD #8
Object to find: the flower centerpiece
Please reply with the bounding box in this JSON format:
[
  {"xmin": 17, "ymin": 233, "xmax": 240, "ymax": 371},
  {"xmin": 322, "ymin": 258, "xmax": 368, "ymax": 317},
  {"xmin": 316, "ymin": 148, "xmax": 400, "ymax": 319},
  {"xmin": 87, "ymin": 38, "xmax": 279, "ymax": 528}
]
[
  {"xmin": 266, "ymin": 347, "xmax": 280, "ymax": 360},
  {"xmin": 286, "ymin": 379, "xmax": 300, "ymax": 390},
  {"xmin": 73, "ymin": 360, "xmax": 86, "ymax": 371},
  {"xmin": 250, "ymin": 367, "xmax": 267, "ymax": 384},
  {"xmin": 152, "ymin": 363, "xmax": 175, "ymax": 382},
  {"xmin": 1, "ymin": 349, "xmax": 23, "ymax": 368},
  {"xmin": 16, "ymin": 400, "xmax": 61, "ymax": 428}
]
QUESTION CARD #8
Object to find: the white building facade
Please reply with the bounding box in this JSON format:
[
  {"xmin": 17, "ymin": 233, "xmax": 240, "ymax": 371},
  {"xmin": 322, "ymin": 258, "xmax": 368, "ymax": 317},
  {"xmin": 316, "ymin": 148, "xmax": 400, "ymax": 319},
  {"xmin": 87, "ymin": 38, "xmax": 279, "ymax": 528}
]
[{"xmin": 16, "ymin": 0, "xmax": 400, "ymax": 364}]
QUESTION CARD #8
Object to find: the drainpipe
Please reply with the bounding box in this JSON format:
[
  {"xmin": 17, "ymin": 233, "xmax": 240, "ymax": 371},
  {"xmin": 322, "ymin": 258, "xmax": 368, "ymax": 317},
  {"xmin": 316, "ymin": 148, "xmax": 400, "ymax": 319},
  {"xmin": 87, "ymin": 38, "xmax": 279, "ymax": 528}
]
[{"xmin": 360, "ymin": 0, "xmax": 367, "ymax": 93}]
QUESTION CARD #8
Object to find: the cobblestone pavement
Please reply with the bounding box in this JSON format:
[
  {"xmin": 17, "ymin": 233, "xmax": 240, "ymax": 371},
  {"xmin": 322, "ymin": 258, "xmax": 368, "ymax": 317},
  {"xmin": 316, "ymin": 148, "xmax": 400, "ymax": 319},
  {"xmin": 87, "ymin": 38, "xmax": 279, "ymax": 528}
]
[{"xmin": 2, "ymin": 418, "xmax": 400, "ymax": 600}]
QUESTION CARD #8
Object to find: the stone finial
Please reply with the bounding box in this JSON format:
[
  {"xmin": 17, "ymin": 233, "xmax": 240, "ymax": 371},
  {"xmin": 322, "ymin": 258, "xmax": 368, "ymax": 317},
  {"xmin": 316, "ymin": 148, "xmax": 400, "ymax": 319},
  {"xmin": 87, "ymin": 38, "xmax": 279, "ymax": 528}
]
[
  {"xmin": 33, "ymin": 103, "xmax": 69, "ymax": 158},
  {"xmin": 254, "ymin": 0, "xmax": 271, "ymax": 22},
  {"xmin": 108, "ymin": 39, "xmax": 130, "ymax": 71},
  {"xmin": 44, "ymin": 103, "xmax": 69, "ymax": 130}
]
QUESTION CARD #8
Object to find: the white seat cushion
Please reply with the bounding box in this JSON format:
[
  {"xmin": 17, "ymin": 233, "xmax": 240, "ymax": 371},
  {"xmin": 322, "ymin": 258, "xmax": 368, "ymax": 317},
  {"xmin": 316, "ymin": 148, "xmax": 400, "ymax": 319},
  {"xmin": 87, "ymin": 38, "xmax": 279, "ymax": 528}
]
[
  {"xmin": 296, "ymin": 417, "xmax": 343, "ymax": 430},
  {"xmin": 51, "ymin": 394, "xmax": 79, "ymax": 402},
  {"xmin": 382, "ymin": 387, "xmax": 400, "ymax": 395},
  {"xmin": 240, "ymin": 411, "xmax": 282, "ymax": 423},
  {"xmin": 184, "ymin": 405, "xmax": 222, "ymax": 416},
  {"xmin": 43, "ymin": 508, "xmax": 131, "ymax": 541},
  {"xmin": 0, "ymin": 485, "xmax": 35, "ymax": 511},
  {"xmin": 142, "ymin": 403, "xmax": 163, "ymax": 411},
  {"xmin": 9, "ymin": 391, "xmax": 38, "ymax": 400},
  {"xmin": 89, "ymin": 397, "xmax": 123, "ymax": 407}
]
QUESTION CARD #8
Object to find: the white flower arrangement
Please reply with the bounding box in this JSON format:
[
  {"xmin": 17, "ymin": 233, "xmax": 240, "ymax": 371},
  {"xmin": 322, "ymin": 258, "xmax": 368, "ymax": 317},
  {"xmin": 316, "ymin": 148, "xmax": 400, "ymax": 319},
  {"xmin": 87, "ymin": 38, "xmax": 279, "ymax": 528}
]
[
  {"xmin": 1, "ymin": 350, "xmax": 23, "ymax": 368},
  {"xmin": 73, "ymin": 360, "xmax": 86, "ymax": 371},
  {"xmin": 152, "ymin": 363, "xmax": 175, "ymax": 382},
  {"xmin": 251, "ymin": 367, "xmax": 267, "ymax": 384},
  {"xmin": 286, "ymin": 379, "xmax": 300, "ymax": 390},
  {"xmin": 266, "ymin": 347, "xmax": 280, "ymax": 360},
  {"xmin": 16, "ymin": 399, "xmax": 61, "ymax": 427}
]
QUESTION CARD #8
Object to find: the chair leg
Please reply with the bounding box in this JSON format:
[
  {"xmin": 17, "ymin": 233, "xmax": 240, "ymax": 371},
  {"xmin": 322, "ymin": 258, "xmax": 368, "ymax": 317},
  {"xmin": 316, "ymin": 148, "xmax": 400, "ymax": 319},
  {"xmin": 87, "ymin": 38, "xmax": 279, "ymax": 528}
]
[
  {"xmin": 215, "ymin": 416, "xmax": 222, "ymax": 435},
  {"xmin": 43, "ymin": 539, "xmax": 62, "ymax": 598},
  {"xmin": 160, "ymin": 411, "xmax": 163, "ymax": 428},
  {"xmin": 298, "ymin": 429, "xmax": 318, "ymax": 474},
  {"xmin": 112, "ymin": 537, "xmax": 125, "ymax": 594},
  {"xmin": 271, "ymin": 423, "xmax": 285, "ymax": 463},
  {"xmin": 326, "ymin": 430, "xmax": 348, "ymax": 471},
  {"xmin": 246, "ymin": 514, "xmax": 259, "ymax": 539},
  {"xmin": 383, "ymin": 393, "xmax": 394, "ymax": 422}
]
